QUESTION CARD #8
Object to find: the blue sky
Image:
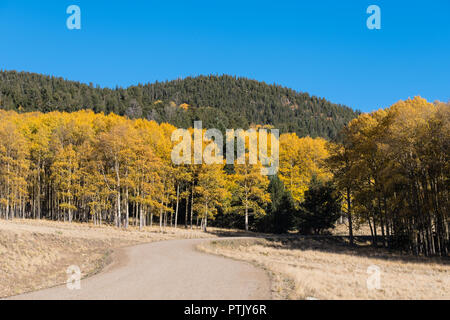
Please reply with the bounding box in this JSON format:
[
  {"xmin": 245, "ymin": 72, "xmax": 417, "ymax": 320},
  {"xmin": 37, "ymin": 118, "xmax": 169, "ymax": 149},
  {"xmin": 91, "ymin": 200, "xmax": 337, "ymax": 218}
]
[{"xmin": 0, "ymin": 0, "xmax": 449, "ymax": 112}]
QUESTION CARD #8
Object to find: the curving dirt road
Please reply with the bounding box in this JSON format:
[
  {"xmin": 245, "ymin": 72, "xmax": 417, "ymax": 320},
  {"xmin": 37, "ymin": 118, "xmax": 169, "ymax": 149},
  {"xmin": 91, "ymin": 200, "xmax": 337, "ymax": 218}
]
[{"xmin": 8, "ymin": 238, "xmax": 271, "ymax": 300}]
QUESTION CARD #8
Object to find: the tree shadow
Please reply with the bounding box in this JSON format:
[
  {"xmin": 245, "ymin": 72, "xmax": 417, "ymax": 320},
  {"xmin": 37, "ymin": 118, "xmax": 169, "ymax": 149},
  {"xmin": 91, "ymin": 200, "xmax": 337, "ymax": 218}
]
[
  {"xmin": 228, "ymin": 234, "xmax": 450, "ymax": 266},
  {"xmin": 204, "ymin": 228, "xmax": 270, "ymax": 238}
]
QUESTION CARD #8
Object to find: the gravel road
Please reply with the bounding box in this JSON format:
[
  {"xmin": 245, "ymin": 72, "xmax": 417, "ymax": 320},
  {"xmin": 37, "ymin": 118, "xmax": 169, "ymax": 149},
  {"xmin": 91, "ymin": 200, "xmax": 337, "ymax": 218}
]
[{"xmin": 8, "ymin": 238, "xmax": 271, "ymax": 300}]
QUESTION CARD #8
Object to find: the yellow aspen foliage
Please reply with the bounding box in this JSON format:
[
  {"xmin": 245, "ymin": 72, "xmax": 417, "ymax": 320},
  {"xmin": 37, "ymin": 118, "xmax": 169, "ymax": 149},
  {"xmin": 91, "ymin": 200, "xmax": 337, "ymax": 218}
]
[
  {"xmin": 327, "ymin": 97, "xmax": 449, "ymax": 255},
  {"xmin": 279, "ymin": 133, "xmax": 330, "ymax": 205}
]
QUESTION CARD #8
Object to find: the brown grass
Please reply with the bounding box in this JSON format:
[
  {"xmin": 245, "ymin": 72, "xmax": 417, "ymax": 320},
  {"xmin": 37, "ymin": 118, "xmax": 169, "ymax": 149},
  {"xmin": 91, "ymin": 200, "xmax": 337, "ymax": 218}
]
[
  {"xmin": 0, "ymin": 219, "xmax": 234, "ymax": 298},
  {"xmin": 332, "ymin": 222, "xmax": 381, "ymax": 236},
  {"xmin": 198, "ymin": 237, "xmax": 450, "ymax": 300}
]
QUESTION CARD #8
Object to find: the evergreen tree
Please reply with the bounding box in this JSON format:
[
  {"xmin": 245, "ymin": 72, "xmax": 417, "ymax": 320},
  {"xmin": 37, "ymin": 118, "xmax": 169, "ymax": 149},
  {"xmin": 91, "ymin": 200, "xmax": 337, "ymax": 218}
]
[
  {"xmin": 0, "ymin": 70, "xmax": 359, "ymax": 141},
  {"xmin": 257, "ymin": 175, "xmax": 295, "ymax": 234},
  {"xmin": 296, "ymin": 180, "xmax": 341, "ymax": 235}
]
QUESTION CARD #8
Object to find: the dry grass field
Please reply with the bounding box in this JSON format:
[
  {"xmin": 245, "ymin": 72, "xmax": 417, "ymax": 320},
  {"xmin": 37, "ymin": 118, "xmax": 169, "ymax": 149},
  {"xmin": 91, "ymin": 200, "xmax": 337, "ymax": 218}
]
[
  {"xmin": 332, "ymin": 222, "xmax": 380, "ymax": 236},
  {"xmin": 199, "ymin": 237, "xmax": 450, "ymax": 300},
  {"xmin": 2, "ymin": 218, "xmax": 448, "ymax": 300},
  {"xmin": 0, "ymin": 219, "xmax": 234, "ymax": 298}
]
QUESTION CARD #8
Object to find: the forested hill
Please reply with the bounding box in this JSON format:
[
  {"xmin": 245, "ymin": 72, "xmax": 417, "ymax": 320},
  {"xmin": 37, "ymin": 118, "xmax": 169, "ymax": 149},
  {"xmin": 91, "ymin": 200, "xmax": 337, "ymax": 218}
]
[{"xmin": 0, "ymin": 70, "xmax": 359, "ymax": 139}]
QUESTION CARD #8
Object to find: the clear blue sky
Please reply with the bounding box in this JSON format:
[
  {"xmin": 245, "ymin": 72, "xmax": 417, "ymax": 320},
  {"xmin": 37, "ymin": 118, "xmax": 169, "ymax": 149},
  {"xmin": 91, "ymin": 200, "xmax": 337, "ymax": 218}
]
[{"xmin": 1, "ymin": 0, "xmax": 449, "ymax": 112}]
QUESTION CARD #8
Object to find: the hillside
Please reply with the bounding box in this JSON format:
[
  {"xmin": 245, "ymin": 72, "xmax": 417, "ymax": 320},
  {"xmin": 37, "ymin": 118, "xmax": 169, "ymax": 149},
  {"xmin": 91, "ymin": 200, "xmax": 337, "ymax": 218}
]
[{"xmin": 0, "ymin": 70, "xmax": 358, "ymax": 139}]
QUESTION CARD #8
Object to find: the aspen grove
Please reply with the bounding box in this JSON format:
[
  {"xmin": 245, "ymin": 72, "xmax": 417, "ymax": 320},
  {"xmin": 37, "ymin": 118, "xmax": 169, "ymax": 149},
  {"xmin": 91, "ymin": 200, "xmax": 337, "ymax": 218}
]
[{"xmin": 0, "ymin": 96, "xmax": 448, "ymax": 256}]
